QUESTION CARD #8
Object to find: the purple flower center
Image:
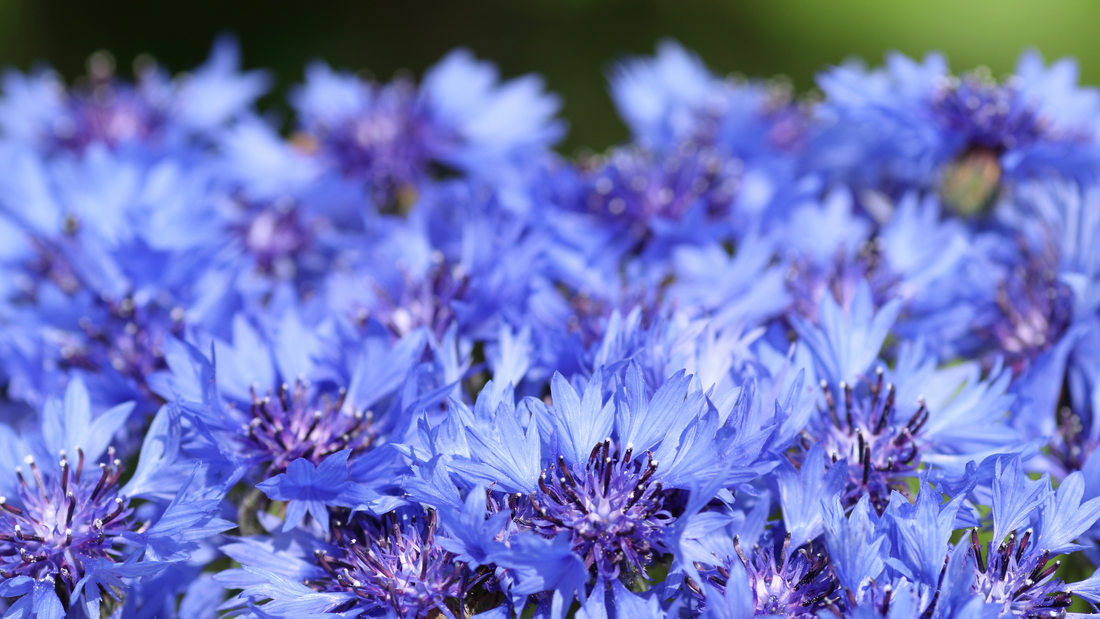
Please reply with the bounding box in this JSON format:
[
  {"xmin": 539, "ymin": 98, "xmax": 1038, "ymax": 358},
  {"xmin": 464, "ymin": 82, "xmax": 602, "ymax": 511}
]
[
  {"xmin": 311, "ymin": 80, "xmax": 452, "ymax": 209},
  {"xmin": 965, "ymin": 529, "xmax": 1075, "ymax": 616},
  {"xmin": 981, "ymin": 250, "xmax": 1073, "ymax": 374},
  {"xmin": 581, "ymin": 145, "xmax": 739, "ymax": 232},
  {"xmin": 1051, "ymin": 402, "xmax": 1094, "ymax": 475},
  {"xmin": 312, "ymin": 511, "xmax": 473, "ymax": 618},
  {"xmin": 53, "ymin": 83, "xmax": 165, "ymax": 154},
  {"xmin": 0, "ymin": 449, "xmax": 133, "ymax": 606},
  {"xmin": 690, "ymin": 533, "xmax": 837, "ymax": 618},
  {"xmin": 523, "ymin": 441, "xmax": 676, "ymax": 581},
  {"xmin": 62, "ymin": 299, "xmax": 183, "ymax": 388},
  {"xmin": 806, "ymin": 371, "xmax": 928, "ymax": 513},
  {"xmin": 934, "ymin": 74, "xmax": 1047, "ymax": 154},
  {"xmin": 234, "ymin": 203, "xmax": 316, "ymax": 281},
  {"xmin": 21, "ymin": 238, "xmax": 184, "ymax": 400},
  {"xmin": 361, "ymin": 256, "xmax": 470, "ymax": 340},
  {"xmin": 243, "ymin": 380, "xmax": 376, "ymax": 477},
  {"xmin": 785, "ymin": 240, "xmax": 897, "ymax": 324}
]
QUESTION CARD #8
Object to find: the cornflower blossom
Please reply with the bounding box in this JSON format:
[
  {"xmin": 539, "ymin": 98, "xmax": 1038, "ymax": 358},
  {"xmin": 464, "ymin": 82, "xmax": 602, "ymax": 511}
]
[
  {"xmin": 813, "ymin": 50, "xmax": 1100, "ymax": 214},
  {"xmin": 791, "ymin": 280, "xmax": 1027, "ymax": 511},
  {"xmin": 816, "ymin": 458, "xmax": 1100, "ymax": 617},
  {"xmin": 0, "ymin": 36, "xmax": 268, "ymax": 159},
  {"xmin": 326, "ymin": 179, "xmax": 550, "ymax": 344},
  {"xmin": 149, "ymin": 311, "xmax": 439, "ymax": 494},
  {"xmin": 609, "ymin": 40, "xmax": 810, "ymax": 174},
  {"xmin": 217, "ymin": 497, "xmax": 515, "ymax": 619},
  {"xmin": 0, "ymin": 142, "xmax": 218, "ymax": 417},
  {"xmin": 291, "ymin": 49, "xmax": 563, "ymax": 210},
  {"xmin": 0, "ymin": 379, "xmax": 233, "ymax": 617},
  {"xmin": 393, "ymin": 362, "xmax": 783, "ymax": 616},
  {"xmin": 550, "ymin": 144, "xmax": 742, "ymax": 264}
]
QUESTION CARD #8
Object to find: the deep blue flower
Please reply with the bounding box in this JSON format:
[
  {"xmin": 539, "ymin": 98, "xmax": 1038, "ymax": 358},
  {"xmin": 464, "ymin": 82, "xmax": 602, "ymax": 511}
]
[
  {"xmin": 951, "ymin": 458, "xmax": 1100, "ymax": 616},
  {"xmin": 698, "ymin": 536, "xmax": 838, "ymax": 618},
  {"xmin": 813, "ymin": 51, "xmax": 1100, "ymax": 215},
  {"xmin": 395, "ymin": 362, "xmax": 779, "ymax": 614},
  {"xmin": 792, "ymin": 282, "xmax": 1028, "ymax": 511},
  {"xmin": 552, "ymin": 144, "xmax": 742, "ymax": 261},
  {"xmin": 0, "ymin": 36, "xmax": 268, "ymax": 158},
  {"xmin": 0, "ymin": 141, "xmax": 223, "ymax": 419},
  {"xmin": 610, "ymin": 40, "xmax": 810, "ymax": 164},
  {"xmin": 219, "ymin": 506, "xmax": 499, "ymax": 619},
  {"xmin": 291, "ymin": 49, "xmax": 563, "ymax": 210},
  {"xmin": 325, "ymin": 179, "xmax": 550, "ymax": 345},
  {"xmin": 150, "ymin": 310, "xmax": 438, "ymax": 496},
  {"xmin": 0, "ymin": 379, "xmax": 234, "ymax": 617}
]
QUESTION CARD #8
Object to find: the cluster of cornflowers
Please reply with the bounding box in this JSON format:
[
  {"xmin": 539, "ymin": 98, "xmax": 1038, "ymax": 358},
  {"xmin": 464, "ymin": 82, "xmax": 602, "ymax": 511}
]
[{"xmin": 0, "ymin": 33, "xmax": 1098, "ymax": 619}]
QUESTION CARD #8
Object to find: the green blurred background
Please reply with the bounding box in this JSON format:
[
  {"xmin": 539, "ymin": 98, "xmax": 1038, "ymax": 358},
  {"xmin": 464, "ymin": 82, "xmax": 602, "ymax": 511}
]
[{"xmin": 2, "ymin": 0, "xmax": 1100, "ymax": 154}]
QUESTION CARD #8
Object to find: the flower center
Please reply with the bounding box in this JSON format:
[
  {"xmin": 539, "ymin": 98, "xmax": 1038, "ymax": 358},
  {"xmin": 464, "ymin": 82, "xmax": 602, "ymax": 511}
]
[
  {"xmin": 785, "ymin": 240, "xmax": 894, "ymax": 323},
  {"xmin": 0, "ymin": 450, "xmax": 134, "ymax": 605},
  {"xmin": 582, "ymin": 145, "xmax": 738, "ymax": 231},
  {"xmin": 526, "ymin": 440, "xmax": 675, "ymax": 581},
  {"xmin": 240, "ymin": 205, "xmax": 314, "ymax": 281},
  {"xmin": 808, "ymin": 371, "xmax": 928, "ymax": 513},
  {"xmin": 244, "ymin": 380, "xmax": 376, "ymax": 476},
  {"xmin": 312, "ymin": 80, "xmax": 444, "ymax": 211},
  {"xmin": 310, "ymin": 512, "xmax": 471, "ymax": 618},
  {"xmin": 984, "ymin": 253, "xmax": 1073, "ymax": 373},
  {"xmin": 966, "ymin": 529, "xmax": 1074, "ymax": 615},
  {"xmin": 53, "ymin": 82, "xmax": 164, "ymax": 153},
  {"xmin": 690, "ymin": 533, "xmax": 837, "ymax": 618}
]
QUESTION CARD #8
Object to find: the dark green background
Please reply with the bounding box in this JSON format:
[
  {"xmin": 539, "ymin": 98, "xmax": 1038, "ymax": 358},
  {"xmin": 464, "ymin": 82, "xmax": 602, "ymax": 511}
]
[{"xmin": 4, "ymin": 0, "xmax": 1100, "ymax": 153}]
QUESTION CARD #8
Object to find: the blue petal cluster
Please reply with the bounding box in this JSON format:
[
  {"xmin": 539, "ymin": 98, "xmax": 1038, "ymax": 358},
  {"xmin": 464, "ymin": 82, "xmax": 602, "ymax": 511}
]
[{"xmin": 0, "ymin": 36, "xmax": 1098, "ymax": 618}]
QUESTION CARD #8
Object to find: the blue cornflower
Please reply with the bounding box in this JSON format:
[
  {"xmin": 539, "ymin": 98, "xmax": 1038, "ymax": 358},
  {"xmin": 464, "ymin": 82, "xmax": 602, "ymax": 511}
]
[
  {"xmin": 397, "ymin": 362, "xmax": 777, "ymax": 614},
  {"xmin": 813, "ymin": 51, "xmax": 1100, "ymax": 215},
  {"xmin": 218, "ymin": 506, "xmax": 497, "ymax": 619},
  {"xmin": 291, "ymin": 50, "xmax": 563, "ymax": 210},
  {"xmin": 0, "ymin": 142, "xmax": 217, "ymax": 416},
  {"xmin": 792, "ymin": 282, "xmax": 1026, "ymax": 511},
  {"xmin": 981, "ymin": 182, "xmax": 1100, "ymax": 456},
  {"xmin": 778, "ymin": 189, "xmax": 893, "ymax": 324},
  {"xmin": 148, "ymin": 308, "xmax": 449, "ymax": 526},
  {"xmin": 771, "ymin": 188, "xmax": 980, "ymax": 357},
  {"xmin": 674, "ymin": 480, "xmax": 841, "ymax": 617},
  {"xmin": 962, "ymin": 234, "xmax": 1074, "ymax": 377},
  {"xmin": 952, "ymin": 456, "xmax": 1100, "ymax": 616},
  {"xmin": 0, "ymin": 378, "xmax": 233, "ymax": 617},
  {"xmin": 610, "ymin": 40, "xmax": 810, "ymax": 164},
  {"xmin": 327, "ymin": 179, "xmax": 550, "ymax": 344},
  {"xmin": 811, "ymin": 457, "xmax": 1100, "ymax": 617},
  {"xmin": 696, "ymin": 536, "xmax": 838, "ymax": 618},
  {"xmin": 553, "ymin": 144, "xmax": 742, "ymax": 260},
  {"xmin": 183, "ymin": 118, "xmax": 342, "ymax": 333},
  {"xmin": 0, "ymin": 36, "xmax": 268, "ymax": 158}
]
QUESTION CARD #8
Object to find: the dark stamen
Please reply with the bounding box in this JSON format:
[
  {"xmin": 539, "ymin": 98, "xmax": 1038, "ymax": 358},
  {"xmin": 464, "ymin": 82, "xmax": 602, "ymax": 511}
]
[
  {"xmin": 970, "ymin": 529, "xmax": 986, "ymax": 574},
  {"xmin": 90, "ymin": 463, "xmax": 110, "ymax": 502},
  {"xmin": 821, "ymin": 381, "xmax": 840, "ymax": 428},
  {"xmin": 75, "ymin": 448, "xmax": 85, "ymax": 483},
  {"xmin": 842, "ymin": 381, "xmax": 854, "ymax": 433},
  {"xmin": 103, "ymin": 497, "xmax": 126, "ymax": 524}
]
